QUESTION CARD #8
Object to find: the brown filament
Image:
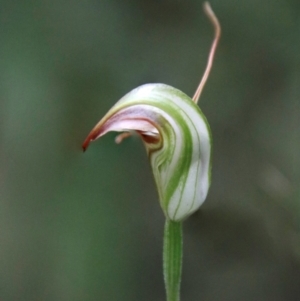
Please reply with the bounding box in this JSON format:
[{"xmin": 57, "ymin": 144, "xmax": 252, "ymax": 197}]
[{"xmin": 192, "ymin": 2, "xmax": 221, "ymax": 104}]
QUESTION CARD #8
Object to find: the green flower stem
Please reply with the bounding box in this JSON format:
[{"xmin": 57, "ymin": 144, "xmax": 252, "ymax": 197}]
[{"xmin": 163, "ymin": 219, "xmax": 183, "ymax": 301}]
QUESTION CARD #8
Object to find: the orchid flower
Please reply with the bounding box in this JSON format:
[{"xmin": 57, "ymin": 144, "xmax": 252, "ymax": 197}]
[
  {"xmin": 83, "ymin": 3, "xmax": 220, "ymax": 301},
  {"xmin": 83, "ymin": 83, "xmax": 212, "ymax": 221}
]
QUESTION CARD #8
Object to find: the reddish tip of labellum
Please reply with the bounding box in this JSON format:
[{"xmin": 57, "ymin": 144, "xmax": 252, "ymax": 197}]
[
  {"xmin": 82, "ymin": 137, "xmax": 91, "ymax": 152},
  {"xmin": 82, "ymin": 139, "xmax": 90, "ymax": 152},
  {"xmin": 82, "ymin": 130, "xmax": 100, "ymax": 152}
]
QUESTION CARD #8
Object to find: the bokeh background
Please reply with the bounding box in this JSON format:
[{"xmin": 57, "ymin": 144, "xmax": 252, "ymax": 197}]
[{"xmin": 1, "ymin": 0, "xmax": 300, "ymax": 300}]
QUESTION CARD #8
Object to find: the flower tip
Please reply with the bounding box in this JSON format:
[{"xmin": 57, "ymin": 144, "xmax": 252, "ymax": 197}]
[
  {"xmin": 82, "ymin": 131, "xmax": 97, "ymax": 152},
  {"xmin": 82, "ymin": 121, "xmax": 106, "ymax": 151},
  {"xmin": 82, "ymin": 138, "xmax": 90, "ymax": 152}
]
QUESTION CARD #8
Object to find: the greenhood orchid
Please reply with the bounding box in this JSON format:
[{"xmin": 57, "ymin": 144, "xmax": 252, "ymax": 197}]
[
  {"xmin": 83, "ymin": 2, "xmax": 220, "ymax": 222},
  {"xmin": 83, "ymin": 3, "xmax": 220, "ymax": 300},
  {"xmin": 83, "ymin": 84, "xmax": 212, "ymax": 221}
]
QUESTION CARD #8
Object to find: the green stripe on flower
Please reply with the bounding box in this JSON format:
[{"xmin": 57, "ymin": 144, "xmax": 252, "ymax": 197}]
[{"xmin": 83, "ymin": 83, "xmax": 212, "ymax": 221}]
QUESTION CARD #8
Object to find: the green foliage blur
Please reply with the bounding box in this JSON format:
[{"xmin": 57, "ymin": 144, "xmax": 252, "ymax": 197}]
[{"xmin": 1, "ymin": 0, "xmax": 299, "ymax": 300}]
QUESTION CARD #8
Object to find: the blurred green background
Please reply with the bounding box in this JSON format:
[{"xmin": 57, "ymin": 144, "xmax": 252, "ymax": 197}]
[{"xmin": 1, "ymin": 0, "xmax": 300, "ymax": 300}]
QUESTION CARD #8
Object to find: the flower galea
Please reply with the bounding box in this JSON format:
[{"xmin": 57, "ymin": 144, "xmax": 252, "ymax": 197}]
[
  {"xmin": 83, "ymin": 84, "xmax": 212, "ymax": 221},
  {"xmin": 83, "ymin": 2, "xmax": 220, "ymax": 222}
]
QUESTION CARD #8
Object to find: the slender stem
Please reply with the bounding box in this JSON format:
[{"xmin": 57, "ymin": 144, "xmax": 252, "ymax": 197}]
[{"xmin": 163, "ymin": 220, "xmax": 183, "ymax": 301}]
